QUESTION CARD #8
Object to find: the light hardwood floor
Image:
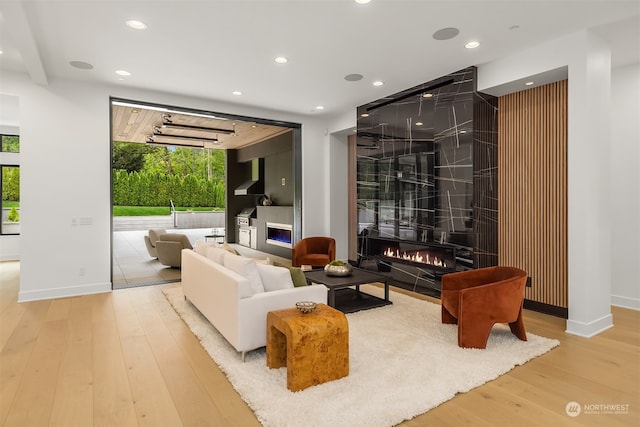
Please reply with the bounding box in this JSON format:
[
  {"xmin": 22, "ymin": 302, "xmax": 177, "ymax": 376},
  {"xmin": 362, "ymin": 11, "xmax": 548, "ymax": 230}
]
[{"xmin": 1, "ymin": 261, "xmax": 638, "ymax": 427}]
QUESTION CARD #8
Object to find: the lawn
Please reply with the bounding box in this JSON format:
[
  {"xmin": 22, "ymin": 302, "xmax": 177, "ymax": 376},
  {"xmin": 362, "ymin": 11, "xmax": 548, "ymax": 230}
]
[{"xmin": 113, "ymin": 206, "xmax": 222, "ymax": 216}]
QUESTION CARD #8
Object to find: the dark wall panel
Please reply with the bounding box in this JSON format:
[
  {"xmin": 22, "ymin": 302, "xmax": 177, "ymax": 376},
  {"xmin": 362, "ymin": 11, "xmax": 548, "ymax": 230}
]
[
  {"xmin": 264, "ymin": 150, "xmax": 293, "ymax": 206},
  {"xmin": 473, "ymin": 92, "xmax": 499, "ymax": 268},
  {"xmin": 355, "ymin": 66, "xmax": 498, "ymax": 277}
]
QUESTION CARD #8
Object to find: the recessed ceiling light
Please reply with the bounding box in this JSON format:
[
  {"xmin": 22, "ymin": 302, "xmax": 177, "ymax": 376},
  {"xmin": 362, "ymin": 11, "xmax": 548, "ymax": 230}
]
[
  {"xmin": 460, "ymin": 130, "xmax": 467, "ymax": 134},
  {"xmin": 432, "ymin": 27, "xmax": 460, "ymax": 41},
  {"xmin": 126, "ymin": 20, "xmax": 147, "ymax": 30},
  {"xmin": 422, "ymin": 93, "xmax": 433, "ymax": 98},
  {"xmin": 354, "ymin": 0, "xmax": 371, "ymax": 3},
  {"xmin": 232, "ymin": 91, "xmax": 243, "ymax": 96},
  {"xmin": 115, "ymin": 70, "xmax": 131, "ymax": 76},
  {"xmin": 465, "ymin": 41, "xmax": 480, "ymax": 49},
  {"xmin": 361, "ymin": 113, "xmax": 370, "ymax": 117},
  {"xmin": 315, "ymin": 105, "xmax": 325, "ymax": 110},
  {"xmin": 525, "ymin": 81, "xmax": 534, "ymax": 86},
  {"xmin": 69, "ymin": 60, "xmax": 94, "ymax": 70},
  {"xmin": 415, "ymin": 122, "xmax": 424, "ymax": 126},
  {"xmin": 275, "ymin": 56, "xmax": 288, "ymax": 64},
  {"xmin": 372, "ymin": 80, "xmax": 384, "ymax": 87}
]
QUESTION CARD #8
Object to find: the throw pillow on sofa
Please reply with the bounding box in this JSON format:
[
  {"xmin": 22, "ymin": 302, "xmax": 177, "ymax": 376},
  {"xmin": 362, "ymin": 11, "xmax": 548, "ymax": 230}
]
[
  {"xmin": 223, "ymin": 252, "xmax": 265, "ymax": 294},
  {"xmin": 205, "ymin": 246, "xmax": 227, "ymax": 264},
  {"xmin": 256, "ymin": 263, "xmax": 294, "ymax": 292},
  {"xmin": 194, "ymin": 239, "xmax": 207, "ymax": 256},
  {"xmin": 222, "ymin": 242, "xmax": 239, "ymax": 255},
  {"xmin": 195, "ymin": 239, "xmax": 218, "ymax": 256},
  {"xmin": 273, "ymin": 261, "xmax": 308, "ymax": 287},
  {"xmin": 289, "ymin": 267, "xmax": 308, "ymax": 287}
]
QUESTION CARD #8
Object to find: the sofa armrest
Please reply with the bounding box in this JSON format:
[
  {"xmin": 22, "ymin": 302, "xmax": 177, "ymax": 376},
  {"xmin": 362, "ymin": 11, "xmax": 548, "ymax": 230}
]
[{"xmin": 236, "ymin": 285, "xmax": 328, "ymax": 351}]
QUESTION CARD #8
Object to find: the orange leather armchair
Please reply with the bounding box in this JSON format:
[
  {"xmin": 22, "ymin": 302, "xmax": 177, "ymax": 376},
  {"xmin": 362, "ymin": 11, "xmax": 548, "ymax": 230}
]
[
  {"xmin": 441, "ymin": 266, "xmax": 528, "ymax": 349},
  {"xmin": 292, "ymin": 237, "xmax": 336, "ymax": 267}
]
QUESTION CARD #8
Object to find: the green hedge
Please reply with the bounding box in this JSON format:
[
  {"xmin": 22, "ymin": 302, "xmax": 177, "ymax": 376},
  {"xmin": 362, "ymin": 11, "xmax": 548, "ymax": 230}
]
[{"xmin": 112, "ymin": 170, "xmax": 225, "ymax": 208}]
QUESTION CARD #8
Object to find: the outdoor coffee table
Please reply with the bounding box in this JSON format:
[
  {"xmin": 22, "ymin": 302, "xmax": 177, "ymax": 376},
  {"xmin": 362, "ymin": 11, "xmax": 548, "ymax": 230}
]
[{"xmin": 304, "ymin": 267, "xmax": 392, "ymax": 313}]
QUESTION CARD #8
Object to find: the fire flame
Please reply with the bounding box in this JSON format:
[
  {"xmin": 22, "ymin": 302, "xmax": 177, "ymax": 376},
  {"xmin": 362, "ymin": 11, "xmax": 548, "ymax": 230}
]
[{"xmin": 383, "ymin": 247, "xmax": 446, "ymax": 268}]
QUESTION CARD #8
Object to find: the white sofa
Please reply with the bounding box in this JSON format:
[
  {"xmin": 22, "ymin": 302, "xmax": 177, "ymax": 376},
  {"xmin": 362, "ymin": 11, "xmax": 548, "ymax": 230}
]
[{"xmin": 181, "ymin": 246, "xmax": 328, "ymax": 359}]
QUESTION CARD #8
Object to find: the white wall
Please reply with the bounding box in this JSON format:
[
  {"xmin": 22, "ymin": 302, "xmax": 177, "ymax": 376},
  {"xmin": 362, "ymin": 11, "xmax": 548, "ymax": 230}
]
[
  {"xmin": 326, "ymin": 110, "xmax": 357, "ymax": 260},
  {"xmin": 610, "ymin": 63, "xmax": 640, "ymax": 310},
  {"xmin": 0, "ymin": 70, "xmax": 328, "ymax": 301},
  {"xmin": 328, "ymin": 132, "xmax": 349, "ymax": 260}
]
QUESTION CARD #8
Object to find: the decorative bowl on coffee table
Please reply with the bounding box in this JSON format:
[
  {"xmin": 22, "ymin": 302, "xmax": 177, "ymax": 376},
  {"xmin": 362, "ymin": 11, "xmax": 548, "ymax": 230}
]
[{"xmin": 324, "ymin": 261, "xmax": 353, "ymax": 276}]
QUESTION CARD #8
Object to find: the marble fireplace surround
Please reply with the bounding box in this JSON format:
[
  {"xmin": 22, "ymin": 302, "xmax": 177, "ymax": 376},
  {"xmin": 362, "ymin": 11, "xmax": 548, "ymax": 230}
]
[{"xmin": 356, "ymin": 66, "xmax": 498, "ymax": 292}]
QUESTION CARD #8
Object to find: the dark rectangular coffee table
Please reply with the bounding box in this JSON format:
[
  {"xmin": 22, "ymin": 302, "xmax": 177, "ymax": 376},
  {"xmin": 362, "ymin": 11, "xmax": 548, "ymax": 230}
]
[{"xmin": 303, "ymin": 267, "xmax": 392, "ymax": 313}]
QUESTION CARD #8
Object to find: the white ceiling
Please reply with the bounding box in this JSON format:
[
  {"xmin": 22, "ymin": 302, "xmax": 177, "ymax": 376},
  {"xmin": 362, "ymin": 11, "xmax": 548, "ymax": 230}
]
[{"xmin": 0, "ymin": 1, "xmax": 638, "ymax": 117}]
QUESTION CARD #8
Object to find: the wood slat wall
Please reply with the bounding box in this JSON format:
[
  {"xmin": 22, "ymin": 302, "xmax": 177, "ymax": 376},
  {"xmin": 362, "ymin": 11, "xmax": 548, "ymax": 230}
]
[{"xmin": 498, "ymin": 80, "xmax": 568, "ymax": 308}]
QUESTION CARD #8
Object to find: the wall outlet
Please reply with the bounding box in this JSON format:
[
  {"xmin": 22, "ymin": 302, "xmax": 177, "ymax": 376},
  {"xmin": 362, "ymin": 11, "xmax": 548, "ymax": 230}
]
[
  {"xmin": 78, "ymin": 217, "xmax": 93, "ymax": 226},
  {"xmin": 281, "ymin": 177, "xmax": 286, "ymax": 186},
  {"xmin": 79, "ymin": 267, "xmax": 86, "ymax": 276}
]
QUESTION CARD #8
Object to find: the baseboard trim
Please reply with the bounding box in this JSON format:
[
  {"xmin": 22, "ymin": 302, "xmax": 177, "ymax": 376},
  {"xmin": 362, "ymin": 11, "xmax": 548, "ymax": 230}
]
[
  {"xmin": 18, "ymin": 281, "xmax": 111, "ymax": 302},
  {"xmin": 611, "ymin": 294, "xmax": 640, "ymax": 311},
  {"xmin": 523, "ymin": 299, "xmax": 568, "ymax": 318},
  {"xmin": 566, "ymin": 313, "xmax": 614, "ymax": 338}
]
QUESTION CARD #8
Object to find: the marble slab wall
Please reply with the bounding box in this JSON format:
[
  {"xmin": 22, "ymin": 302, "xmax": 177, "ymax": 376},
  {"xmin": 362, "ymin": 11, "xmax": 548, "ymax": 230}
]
[{"xmin": 356, "ymin": 66, "xmax": 498, "ymax": 271}]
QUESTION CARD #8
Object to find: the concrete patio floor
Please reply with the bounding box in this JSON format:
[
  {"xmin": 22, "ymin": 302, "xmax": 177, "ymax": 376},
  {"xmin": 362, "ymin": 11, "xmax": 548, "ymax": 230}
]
[{"xmin": 112, "ymin": 227, "xmax": 214, "ymax": 289}]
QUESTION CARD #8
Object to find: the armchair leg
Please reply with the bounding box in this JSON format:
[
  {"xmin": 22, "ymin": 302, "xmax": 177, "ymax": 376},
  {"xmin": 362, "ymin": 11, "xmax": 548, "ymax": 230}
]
[
  {"xmin": 458, "ymin": 317, "xmax": 493, "ymax": 349},
  {"xmin": 441, "ymin": 306, "xmax": 458, "ymax": 324},
  {"xmin": 508, "ymin": 308, "xmax": 528, "ymax": 342}
]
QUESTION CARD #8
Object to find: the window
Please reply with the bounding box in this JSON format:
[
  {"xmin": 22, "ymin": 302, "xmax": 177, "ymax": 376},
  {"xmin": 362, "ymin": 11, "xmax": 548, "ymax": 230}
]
[
  {"xmin": 1, "ymin": 135, "xmax": 19, "ymax": 153},
  {"xmin": 1, "ymin": 165, "xmax": 20, "ymax": 235}
]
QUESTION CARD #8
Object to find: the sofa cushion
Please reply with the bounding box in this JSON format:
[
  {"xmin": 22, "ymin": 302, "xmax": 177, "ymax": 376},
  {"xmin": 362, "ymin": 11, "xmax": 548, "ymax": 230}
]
[
  {"xmin": 205, "ymin": 246, "xmax": 227, "ymax": 264},
  {"xmin": 222, "ymin": 242, "xmax": 240, "ymax": 255},
  {"xmin": 289, "ymin": 267, "xmax": 308, "ymax": 287},
  {"xmin": 223, "ymin": 252, "xmax": 265, "ymax": 294},
  {"xmin": 195, "ymin": 239, "xmax": 220, "ymax": 256},
  {"xmin": 273, "ymin": 261, "xmax": 308, "ymax": 287},
  {"xmin": 256, "ymin": 263, "xmax": 294, "ymax": 292}
]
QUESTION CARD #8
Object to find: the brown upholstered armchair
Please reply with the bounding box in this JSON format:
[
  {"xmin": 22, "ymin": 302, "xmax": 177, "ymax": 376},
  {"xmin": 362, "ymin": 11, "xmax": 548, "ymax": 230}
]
[
  {"xmin": 441, "ymin": 266, "xmax": 528, "ymax": 349},
  {"xmin": 291, "ymin": 237, "xmax": 336, "ymax": 267}
]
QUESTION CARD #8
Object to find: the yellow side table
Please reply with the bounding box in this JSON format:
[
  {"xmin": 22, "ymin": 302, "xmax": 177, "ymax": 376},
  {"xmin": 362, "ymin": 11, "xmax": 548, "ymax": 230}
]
[{"xmin": 266, "ymin": 304, "xmax": 349, "ymax": 392}]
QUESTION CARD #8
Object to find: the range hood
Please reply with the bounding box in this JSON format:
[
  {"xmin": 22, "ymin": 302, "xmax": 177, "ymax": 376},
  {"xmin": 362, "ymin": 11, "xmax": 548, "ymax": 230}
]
[
  {"xmin": 234, "ymin": 179, "xmax": 262, "ymax": 196},
  {"xmin": 233, "ymin": 158, "xmax": 264, "ymax": 195}
]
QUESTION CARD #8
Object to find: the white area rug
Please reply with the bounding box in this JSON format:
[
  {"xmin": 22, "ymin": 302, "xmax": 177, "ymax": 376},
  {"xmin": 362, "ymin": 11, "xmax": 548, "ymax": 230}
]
[{"xmin": 164, "ymin": 286, "xmax": 559, "ymax": 427}]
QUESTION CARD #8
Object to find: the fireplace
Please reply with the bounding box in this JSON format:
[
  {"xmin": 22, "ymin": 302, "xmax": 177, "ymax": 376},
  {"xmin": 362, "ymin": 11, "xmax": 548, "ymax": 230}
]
[
  {"xmin": 265, "ymin": 222, "xmax": 292, "ymax": 248},
  {"xmin": 357, "ymin": 236, "xmax": 457, "ymax": 295},
  {"xmin": 380, "ymin": 247, "xmax": 451, "ymax": 270},
  {"xmin": 374, "ymin": 240, "xmax": 456, "ymax": 274}
]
